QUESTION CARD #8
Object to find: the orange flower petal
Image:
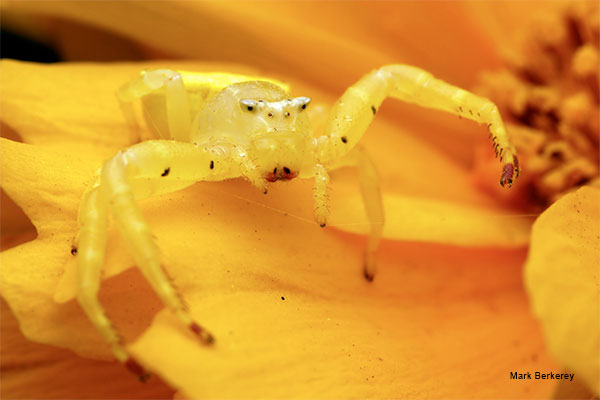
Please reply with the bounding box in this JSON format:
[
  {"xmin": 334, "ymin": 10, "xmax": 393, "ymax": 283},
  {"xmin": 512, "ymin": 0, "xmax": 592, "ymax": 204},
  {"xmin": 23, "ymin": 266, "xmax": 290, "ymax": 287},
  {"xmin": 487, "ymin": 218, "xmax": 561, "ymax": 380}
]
[
  {"xmin": 1, "ymin": 59, "xmax": 529, "ymax": 253},
  {"xmin": 1, "ymin": 138, "xmax": 557, "ymax": 397},
  {"xmin": 128, "ymin": 242, "xmax": 558, "ymax": 398},
  {"xmin": 525, "ymin": 186, "xmax": 600, "ymax": 395},
  {"xmin": 3, "ymin": 1, "xmax": 513, "ymax": 167},
  {"xmin": 1, "ymin": 298, "xmax": 175, "ymax": 399},
  {"xmin": 0, "ymin": 189, "xmax": 36, "ymax": 249},
  {"xmin": 0, "ymin": 59, "xmax": 549, "ymax": 398},
  {"xmin": 2, "ymin": 2, "xmax": 500, "ymax": 87},
  {"xmin": 463, "ymin": 2, "xmax": 577, "ymax": 61},
  {"xmin": 329, "ymin": 191, "xmax": 531, "ymax": 247}
]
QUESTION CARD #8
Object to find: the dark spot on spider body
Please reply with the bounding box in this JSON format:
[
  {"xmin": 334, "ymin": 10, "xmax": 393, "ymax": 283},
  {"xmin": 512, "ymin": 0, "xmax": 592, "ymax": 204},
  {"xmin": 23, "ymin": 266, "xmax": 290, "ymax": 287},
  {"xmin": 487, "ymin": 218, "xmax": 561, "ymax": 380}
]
[
  {"xmin": 161, "ymin": 167, "xmax": 170, "ymax": 177},
  {"xmin": 247, "ymin": 106, "xmax": 253, "ymax": 111},
  {"xmin": 210, "ymin": 160, "xmax": 214, "ymax": 169},
  {"xmin": 71, "ymin": 246, "xmax": 78, "ymax": 256},
  {"xmin": 371, "ymin": 105, "xmax": 377, "ymax": 114},
  {"xmin": 341, "ymin": 136, "xmax": 348, "ymax": 143}
]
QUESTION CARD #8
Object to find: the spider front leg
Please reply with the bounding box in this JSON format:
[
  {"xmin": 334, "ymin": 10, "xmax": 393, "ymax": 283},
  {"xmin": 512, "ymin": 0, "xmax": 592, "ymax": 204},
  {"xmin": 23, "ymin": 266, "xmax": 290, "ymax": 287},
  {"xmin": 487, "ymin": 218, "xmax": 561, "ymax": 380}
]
[
  {"xmin": 316, "ymin": 64, "xmax": 519, "ymax": 186},
  {"xmin": 232, "ymin": 149, "xmax": 269, "ymax": 194},
  {"xmin": 347, "ymin": 147, "xmax": 384, "ymax": 281},
  {"xmin": 313, "ymin": 64, "xmax": 519, "ymax": 281},
  {"xmin": 312, "ymin": 164, "xmax": 330, "ymax": 227},
  {"xmin": 311, "ymin": 147, "xmax": 384, "ymax": 280},
  {"xmin": 77, "ymin": 140, "xmax": 236, "ymax": 377}
]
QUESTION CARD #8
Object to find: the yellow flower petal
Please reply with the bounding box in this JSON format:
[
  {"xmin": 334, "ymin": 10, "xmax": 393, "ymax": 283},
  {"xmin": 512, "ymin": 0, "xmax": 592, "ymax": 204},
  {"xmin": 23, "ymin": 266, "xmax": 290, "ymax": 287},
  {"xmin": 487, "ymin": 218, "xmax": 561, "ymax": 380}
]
[
  {"xmin": 0, "ymin": 59, "xmax": 273, "ymax": 153},
  {"xmin": 0, "ymin": 137, "xmax": 96, "ymax": 235},
  {"xmin": 525, "ymin": 186, "xmax": 600, "ymax": 395}
]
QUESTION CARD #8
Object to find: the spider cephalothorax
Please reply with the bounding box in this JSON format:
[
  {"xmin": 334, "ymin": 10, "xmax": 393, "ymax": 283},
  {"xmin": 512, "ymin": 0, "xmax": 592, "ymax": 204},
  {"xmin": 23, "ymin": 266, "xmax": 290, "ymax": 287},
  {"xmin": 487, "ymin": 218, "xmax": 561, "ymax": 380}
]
[
  {"xmin": 237, "ymin": 97, "xmax": 312, "ymax": 182},
  {"xmin": 190, "ymin": 81, "xmax": 313, "ymax": 186},
  {"xmin": 77, "ymin": 66, "xmax": 519, "ymax": 377}
]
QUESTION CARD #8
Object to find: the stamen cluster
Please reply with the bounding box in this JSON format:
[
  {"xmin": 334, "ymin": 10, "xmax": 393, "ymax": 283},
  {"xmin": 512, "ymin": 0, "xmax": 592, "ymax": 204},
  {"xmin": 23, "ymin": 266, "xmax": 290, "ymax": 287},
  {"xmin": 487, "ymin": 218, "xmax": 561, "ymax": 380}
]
[{"xmin": 477, "ymin": 2, "xmax": 599, "ymax": 207}]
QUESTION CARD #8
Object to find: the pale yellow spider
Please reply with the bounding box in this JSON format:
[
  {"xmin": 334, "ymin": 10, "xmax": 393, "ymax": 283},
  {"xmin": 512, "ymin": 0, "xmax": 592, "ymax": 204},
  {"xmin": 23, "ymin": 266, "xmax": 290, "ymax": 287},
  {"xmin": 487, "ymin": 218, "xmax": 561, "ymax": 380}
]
[{"xmin": 75, "ymin": 65, "xmax": 519, "ymax": 378}]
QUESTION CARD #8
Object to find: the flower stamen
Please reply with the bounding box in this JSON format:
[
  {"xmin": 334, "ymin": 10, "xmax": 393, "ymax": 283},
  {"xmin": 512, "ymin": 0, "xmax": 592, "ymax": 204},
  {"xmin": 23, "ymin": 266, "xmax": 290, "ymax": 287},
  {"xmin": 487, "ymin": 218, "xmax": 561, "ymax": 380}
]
[{"xmin": 476, "ymin": 2, "xmax": 599, "ymax": 207}]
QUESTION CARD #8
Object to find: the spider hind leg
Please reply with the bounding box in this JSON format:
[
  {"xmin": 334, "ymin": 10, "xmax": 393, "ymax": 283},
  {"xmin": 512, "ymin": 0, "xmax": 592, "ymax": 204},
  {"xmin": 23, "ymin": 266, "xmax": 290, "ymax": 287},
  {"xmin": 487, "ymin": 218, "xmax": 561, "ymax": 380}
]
[
  {"xmin": 117, "ymin": 69, "xmax": 192, "ymax": 142},
  {"xmin": 76, "ymin": 140, "xmax": 235, "ymax": 375},
  {"xmin": 76, "ymin": 187, "xmax": 152, "ymax": 380}
]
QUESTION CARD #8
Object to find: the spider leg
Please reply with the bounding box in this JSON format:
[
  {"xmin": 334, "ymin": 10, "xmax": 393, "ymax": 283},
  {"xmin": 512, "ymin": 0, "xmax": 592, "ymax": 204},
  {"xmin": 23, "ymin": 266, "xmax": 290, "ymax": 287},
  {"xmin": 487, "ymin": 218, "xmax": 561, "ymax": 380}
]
[
  {"xmin": 315, "ymin": 64, "xmax": 519, "ymax": 187},
  {"xmin": 320, "ymin": 146, "xmax": 384, "ymax": 280},
  {"xmin": 232, "ymin": 150, "xmax": 269, "ymax": 194},
  {"xmin": 312, "ymin": 163, "xmax": 330, "ymax": 227},
  {"xmin": 346, "ymin": 147, "xmax": 384, "ymax": 281},
  {"xmin": 77, "ymin": 187, "xmax": 124, "ymax": 356},
  {"xmin": 117, "ymin": 69, "xmax": 192, "ymax": 142},
  {"xmin": 77, "ymin": 140, "xmax": 238, "ymax": 375}
]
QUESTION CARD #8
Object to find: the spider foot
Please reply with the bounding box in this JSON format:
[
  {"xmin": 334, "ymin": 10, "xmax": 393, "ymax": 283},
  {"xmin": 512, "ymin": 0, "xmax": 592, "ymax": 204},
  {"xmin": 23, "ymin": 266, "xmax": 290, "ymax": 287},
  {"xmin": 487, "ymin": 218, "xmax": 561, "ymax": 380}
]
[
  {"xmin": 125, "ymin": 357, "xmax": 152, "ymax": 383},
  {"xmin": 190, "ymin": 322, "xmax": 216, "ymax": 345},
  {"xmin": 500, "ymin": 155, "xmax": 520, "ymax": 188},
  {"xmin": 363, "ymin": 252, "xmax": 376, "ymax": 282},
  {"xmin": 314, "ymin": 210, "xmax": 328, "ymax": 228}
]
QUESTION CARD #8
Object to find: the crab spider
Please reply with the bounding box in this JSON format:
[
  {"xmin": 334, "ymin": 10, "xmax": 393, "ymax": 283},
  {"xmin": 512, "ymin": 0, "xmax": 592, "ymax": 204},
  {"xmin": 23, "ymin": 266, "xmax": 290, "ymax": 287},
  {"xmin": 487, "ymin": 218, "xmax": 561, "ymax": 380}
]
[{"xmin": 76, "ymin": 65, "xmax": 519, "ymax": 377}]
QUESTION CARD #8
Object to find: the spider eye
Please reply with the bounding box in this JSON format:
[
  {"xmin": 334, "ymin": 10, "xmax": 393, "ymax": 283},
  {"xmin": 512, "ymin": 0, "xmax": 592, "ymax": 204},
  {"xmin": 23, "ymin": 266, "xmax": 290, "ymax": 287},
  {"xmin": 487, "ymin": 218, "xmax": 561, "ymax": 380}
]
[
  {"xmin": 296, "ymin": 96, "xmax": 311, "ymax": 111},
  {"xmin": 240, "ymin": 99, "xmax": 258, "ymax": 112}
]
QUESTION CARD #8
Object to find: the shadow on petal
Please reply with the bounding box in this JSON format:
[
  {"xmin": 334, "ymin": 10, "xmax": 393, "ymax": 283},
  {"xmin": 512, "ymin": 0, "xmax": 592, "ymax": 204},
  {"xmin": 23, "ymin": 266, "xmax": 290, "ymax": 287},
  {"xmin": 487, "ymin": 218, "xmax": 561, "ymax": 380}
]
[{"xmin": 1, "ymin": 298, "xmax": 175, "ymax": 399}]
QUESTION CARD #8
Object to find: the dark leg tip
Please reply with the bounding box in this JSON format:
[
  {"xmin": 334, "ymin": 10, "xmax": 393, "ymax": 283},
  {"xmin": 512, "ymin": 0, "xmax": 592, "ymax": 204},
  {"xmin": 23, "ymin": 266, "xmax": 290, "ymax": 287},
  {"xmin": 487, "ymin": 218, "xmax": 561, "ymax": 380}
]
[
  {"xmin": 500, "ymin": 163, "xmax": 515, "ymax": 188},
  {"xmin": 319, "ymin": 223, "xmax": 326, "ymax": 228},
  {"xmin": 190, "ymin": 322, "xmax": 216, "ymax": 345},
  {"xmin": 124, "ymin": 357, "xmax": 151, "ymax": 383},
  {"xmin": 204, "ymin": 332, "xmax": 216, "ymax": 345},
  {"xmin": 363, "ymin": 268, "xmax": 375, "ymax": 282}
]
